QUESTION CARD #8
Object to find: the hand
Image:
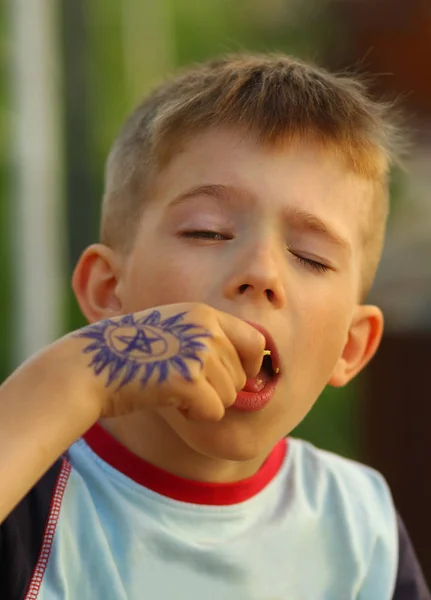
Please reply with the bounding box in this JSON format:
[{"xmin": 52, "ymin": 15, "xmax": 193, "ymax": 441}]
[{"xmin": 75, "ymin": 303, "xmax": 266, "ymax": 421}]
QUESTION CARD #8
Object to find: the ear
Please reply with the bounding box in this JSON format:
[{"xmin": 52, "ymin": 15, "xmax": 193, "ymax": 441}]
[
  {"xmin": 72, "ymin": 244, "xmax": 124, "ymax": 323},
  {"xmin": 328, "ymin": 305, "xmax": 384, "ymax": 388}
]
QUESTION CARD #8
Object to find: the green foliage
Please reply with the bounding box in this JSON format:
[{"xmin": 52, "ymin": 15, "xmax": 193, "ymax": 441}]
[
  {"xmin": 292, "ymin": 383, "xmax": 360, "ymax": 459},
  {"xmin": 0, "ymin": 163, "xmax": 11, "ymax": 381},
  {"xmin": 86, "ymin": 0, "xmax": 130, "ymax": 174},
  {"xmin": 173, "ymin": 0, "xmax": 337, "ymax": 65},
  {"xmin": 0, "ymin": 2, "xmax": 12, "ymax": 379}
]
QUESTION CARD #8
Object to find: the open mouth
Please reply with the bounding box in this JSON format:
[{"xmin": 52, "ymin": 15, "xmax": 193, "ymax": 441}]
[
  {"xmin": 233, "ymin": 322, "xmax": 281, "ymax": 411},
  {"xmin": 245, "ymin": 342, "xmax": 280, "ymax": 393},
  {"xmin": 234, "ymin": 329, "xmax": 281, "ymax": 411},
  {"xmin": 262, "ymin": 349, "xmax": 279, "ymax": 377},
  {"xmin": 236, "ymin": 321, "xmax": 281, "ymax": 399}
]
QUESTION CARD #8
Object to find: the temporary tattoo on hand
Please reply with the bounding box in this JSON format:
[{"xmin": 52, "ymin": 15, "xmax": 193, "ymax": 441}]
[{"xmin": 76, "ymin": 311, "xmax": 212, "ymax": 387}]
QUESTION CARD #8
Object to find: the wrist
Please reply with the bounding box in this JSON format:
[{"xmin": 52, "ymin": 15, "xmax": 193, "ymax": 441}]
[{"xmin": 32, "ymin": 334, "xmax": 106, "ymax": 425}]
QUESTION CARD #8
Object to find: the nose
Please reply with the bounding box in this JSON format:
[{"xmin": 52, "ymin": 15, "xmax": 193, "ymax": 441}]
[{"xmin": 224, "ymin": 239, "xmax": 287, "ymax": 309}]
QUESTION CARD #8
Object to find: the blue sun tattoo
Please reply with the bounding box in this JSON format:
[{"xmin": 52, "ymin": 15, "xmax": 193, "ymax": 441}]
[{"xmin": 76, "ymin": 310, "xmax": 212, "ymax": 388}]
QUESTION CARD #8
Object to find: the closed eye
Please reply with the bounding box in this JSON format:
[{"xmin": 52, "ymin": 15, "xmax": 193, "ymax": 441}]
[
  {"xmin": 180, "ymin": 230, "xmax": 232, "ymax": 241},
  {"xmin": 291, "ymin": 253, "xmax": 331, "ymax": 274}
]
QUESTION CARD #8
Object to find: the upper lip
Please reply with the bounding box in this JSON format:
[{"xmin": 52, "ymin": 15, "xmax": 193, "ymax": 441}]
[{"xmin": 246, "ymin": 321, "xmax": 281, "ymax": 376}]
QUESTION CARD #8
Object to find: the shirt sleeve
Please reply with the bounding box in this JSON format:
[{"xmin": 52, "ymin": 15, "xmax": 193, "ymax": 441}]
[
  {"xmin": 0, "ymin": 459, "xmax": 62, "ymax": 600},
  {"xmin": 392, "ymin": 512, "xmax": 431, "ymax": 600}
]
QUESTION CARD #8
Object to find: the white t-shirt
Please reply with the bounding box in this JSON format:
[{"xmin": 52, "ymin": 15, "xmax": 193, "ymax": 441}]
[{"xmin": 27, "ymin": 424, "xmax": 398, "ymax": 599}]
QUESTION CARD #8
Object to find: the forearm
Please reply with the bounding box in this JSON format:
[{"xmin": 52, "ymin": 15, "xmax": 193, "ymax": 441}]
[{"xmin": 0, "ymin": 340, "xmax": 101, "ymax": 522}]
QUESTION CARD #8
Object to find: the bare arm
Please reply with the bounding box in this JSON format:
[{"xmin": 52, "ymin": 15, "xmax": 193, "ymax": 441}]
[{"xmin": 0, "ymin": 337, "xmax": 102, "ymax": 523}]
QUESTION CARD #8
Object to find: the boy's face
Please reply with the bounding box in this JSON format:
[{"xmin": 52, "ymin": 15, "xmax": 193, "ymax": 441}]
[{"xmin": 90, "ymin": 128, "xmax": 383, "ymax": 464}]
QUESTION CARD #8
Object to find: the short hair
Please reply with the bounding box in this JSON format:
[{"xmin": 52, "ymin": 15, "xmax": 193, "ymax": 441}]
[{"xmin": 101, "ymin": 53, "xmax": 404, "ymax": 299}]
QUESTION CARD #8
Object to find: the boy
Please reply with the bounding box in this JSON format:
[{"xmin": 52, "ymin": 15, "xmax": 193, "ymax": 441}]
[{"xmin": 0, "ymin": 53, "xmax": 429, "ymax": 599}]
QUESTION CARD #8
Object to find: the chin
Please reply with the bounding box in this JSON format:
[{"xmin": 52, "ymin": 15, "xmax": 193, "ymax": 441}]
[{"xmin": 179, "ymin": 413, "xmax": 282, "ymax": 463}]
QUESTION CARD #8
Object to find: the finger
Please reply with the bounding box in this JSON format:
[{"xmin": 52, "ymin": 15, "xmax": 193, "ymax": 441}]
[
  {"xmin": 218, "ymin": 338, "xmax": 247, "ymax": 392},
  {"xmin": 176, "ymin": 380, "xmax": 225, "ymax": 422},
  {"xmin": 217, "ymin": 312, "xmax": 265, "ymax": 378},
  {"xmin": 206, "ymin": 355, "xmax": 238, "ymax": 408}
]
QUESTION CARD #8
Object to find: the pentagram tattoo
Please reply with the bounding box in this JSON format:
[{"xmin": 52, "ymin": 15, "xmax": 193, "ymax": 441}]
[{"xmin": 76, "ymin": 310, "xmax": 212, "ymax": 387}]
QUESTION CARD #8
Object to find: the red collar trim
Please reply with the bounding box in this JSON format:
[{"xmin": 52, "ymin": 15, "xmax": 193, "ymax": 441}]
[{"xmin": 83, "ymin": 424, "xmax": 287, "ymax": 506}]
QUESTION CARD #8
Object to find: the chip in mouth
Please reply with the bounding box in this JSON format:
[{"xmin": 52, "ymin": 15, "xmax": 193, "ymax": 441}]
[{"xmin": 262, "ymin": 349, "xmax": 279, "ymax": 375}]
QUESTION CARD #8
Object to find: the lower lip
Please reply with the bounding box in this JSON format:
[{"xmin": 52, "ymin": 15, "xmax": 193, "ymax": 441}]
[{"xmin": 232, "ymin": 378, "xmax": 279, "ymax": 412}]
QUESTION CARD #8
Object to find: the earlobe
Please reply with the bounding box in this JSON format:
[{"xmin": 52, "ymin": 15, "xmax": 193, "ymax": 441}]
[
  {"xmin": 72, "ymin": 244, "xmax": 123, "ymax": 324},
  {"xmin": 328, "ymin": 305, "xmax": 384, "ymax": 388}
]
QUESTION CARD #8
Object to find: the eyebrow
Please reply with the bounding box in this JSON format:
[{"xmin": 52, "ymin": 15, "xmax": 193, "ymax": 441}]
[
  {"xmin": 168, "ymin": 183, "xmax": 243, "ymax": 208},
  {"xmin": 282, "ymin": 205, "xmax": 351, "ymax": 252},
  {"xmin": 168, "ymin": 183, "xmax": 350, "ymax": 252}
]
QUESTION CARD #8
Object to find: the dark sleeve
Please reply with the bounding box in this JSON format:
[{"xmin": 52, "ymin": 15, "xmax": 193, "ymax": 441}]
[
  {"xmin": 392, "ymin": 512, "xmax": 431, "ymax": 600},
  {"xmin": 0, "ymin": 460, "xmax": 63, "ymax": 600}
]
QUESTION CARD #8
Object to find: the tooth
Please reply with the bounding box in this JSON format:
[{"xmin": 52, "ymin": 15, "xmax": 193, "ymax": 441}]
[{"xmin": 263, "ymin": 350, "xmax": 271, "ymax": 356}]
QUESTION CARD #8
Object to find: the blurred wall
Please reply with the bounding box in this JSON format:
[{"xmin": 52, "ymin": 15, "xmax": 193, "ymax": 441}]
[{"xmin": 331, "ymin": 0, "xmax": 431, "ymax": 579}]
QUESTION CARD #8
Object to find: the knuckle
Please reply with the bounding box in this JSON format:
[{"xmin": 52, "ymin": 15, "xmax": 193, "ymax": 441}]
[
  {"xmin": 171, "ymin": 364, "xmax": 201, "ymax": 388},
  {"xmin": 191, "ymin": 302, "xmax": 213, "ymax": 319},
  {"xmin": 211, "ymin": 330, "xmax": 225, "ymax": 348}
]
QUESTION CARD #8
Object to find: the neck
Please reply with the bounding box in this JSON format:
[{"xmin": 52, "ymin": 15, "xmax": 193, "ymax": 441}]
[{"xmin": 99, "ymin": 411, "xmax": 270, "ymax": 483}]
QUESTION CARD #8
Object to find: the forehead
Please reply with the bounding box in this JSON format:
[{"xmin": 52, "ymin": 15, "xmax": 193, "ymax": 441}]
[{"xmin": 151, "ymin": 128, "xmax": 374, "ymax": 241}]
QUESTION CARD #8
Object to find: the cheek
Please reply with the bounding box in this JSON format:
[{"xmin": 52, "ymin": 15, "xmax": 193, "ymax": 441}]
[
  {"xmin": 295, "ymin": 292, "xmax": 352, "ymax": 371},
  {"xmin": 278, "ymin": 298, "xmax": 351, "ymax": 424},
  {"xmin": 120, "ymin": 252, "xmax": 212, "ymax": 313}
]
